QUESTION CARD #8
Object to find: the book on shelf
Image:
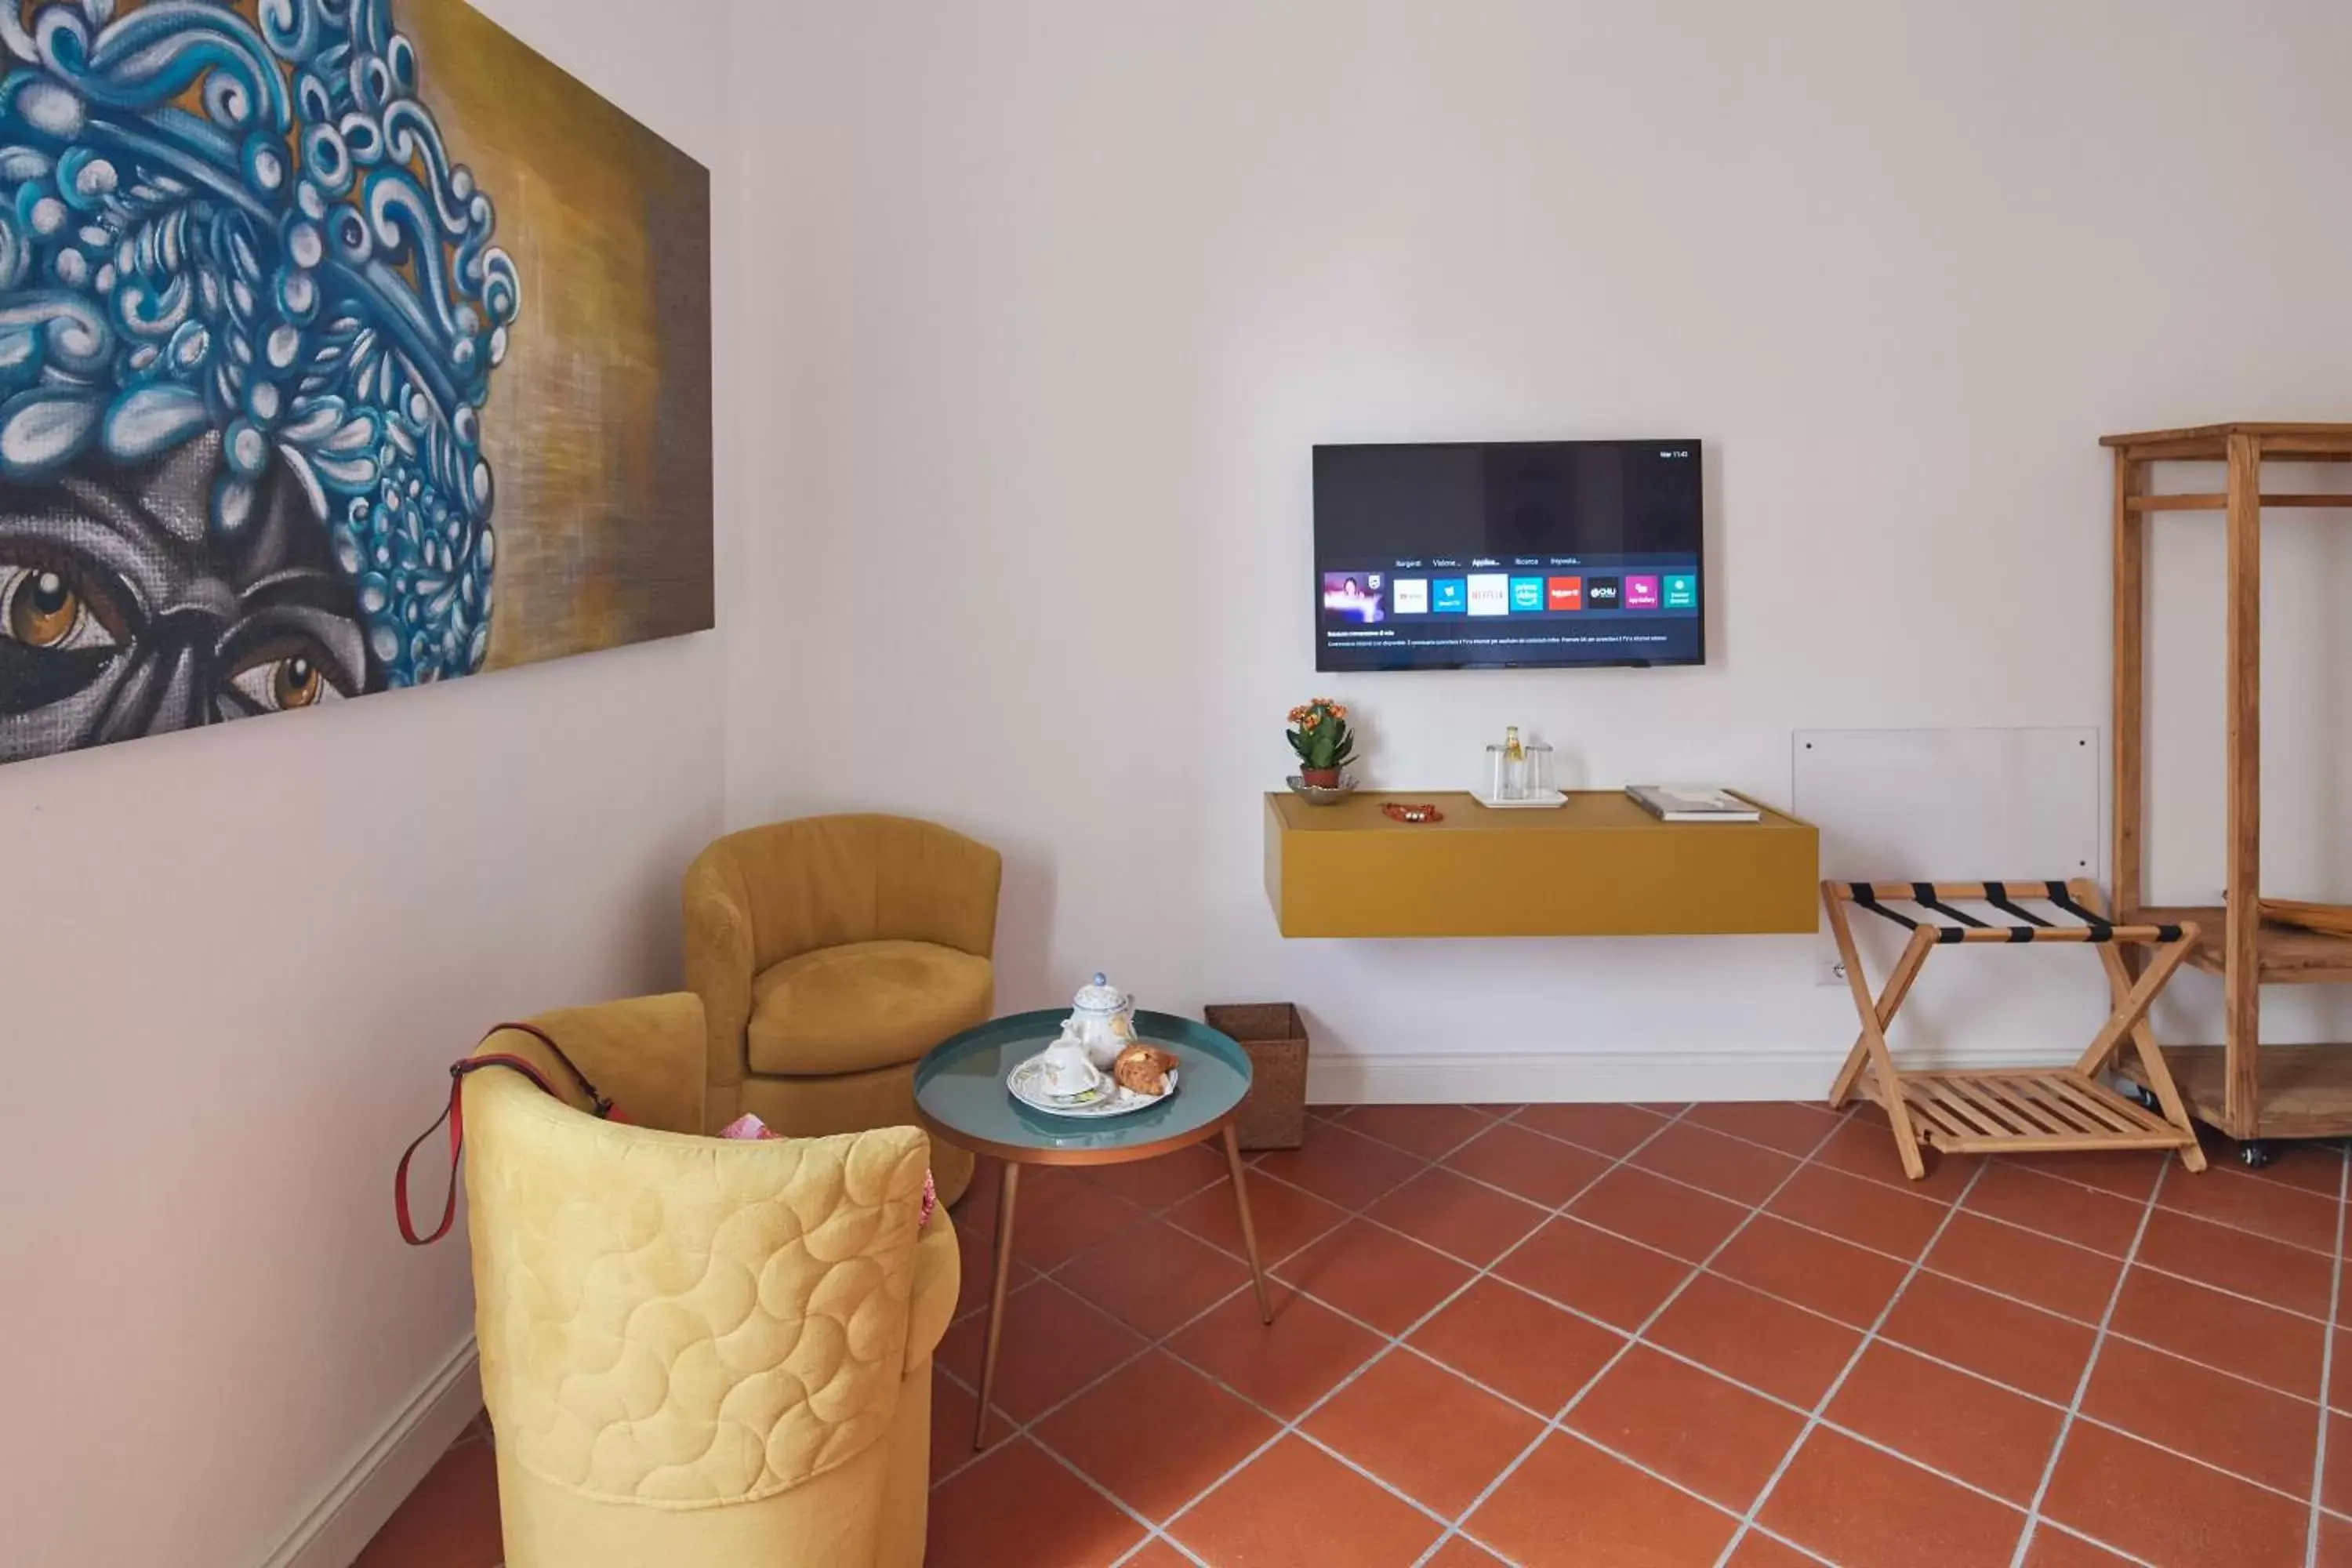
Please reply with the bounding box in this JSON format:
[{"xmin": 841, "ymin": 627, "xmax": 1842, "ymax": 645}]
[{"xmin": 1625, "ymin": 784, "xmax": 1762, "ymax": 823}]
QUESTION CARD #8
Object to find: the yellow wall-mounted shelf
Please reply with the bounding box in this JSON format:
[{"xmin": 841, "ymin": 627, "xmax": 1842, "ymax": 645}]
[{"xmin": 1264, "ymin": 790, "xmax": 1820, "ymax": 939}]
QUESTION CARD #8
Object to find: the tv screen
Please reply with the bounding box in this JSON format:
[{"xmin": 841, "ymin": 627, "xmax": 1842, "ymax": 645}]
[{"xmin": 1313, "ymin": 440, "xmax": 1704, "ymax": 672}]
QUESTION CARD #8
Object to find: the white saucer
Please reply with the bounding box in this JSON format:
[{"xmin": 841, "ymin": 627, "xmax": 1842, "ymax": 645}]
[
  {"xmin": 1007, "ymin": 1053, "xmax": 1179, "ymax": 1119},
  {"xmin": 1469, "ymin": 787, "xmax": 1569, "ymax": 809}
]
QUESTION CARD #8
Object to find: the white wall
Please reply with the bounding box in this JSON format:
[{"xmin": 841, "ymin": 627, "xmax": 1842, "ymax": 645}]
[
  {"xmin": 11, "ymin": 3, "xmax": 2352, "ymax": 1559},
  {"xmin": 0, "ymin": 2, "xmax": 738, "ymax": 1565},
  {"xmin": 728, "ymin": 0, "xmax": 2352, "ymax": 1094}
]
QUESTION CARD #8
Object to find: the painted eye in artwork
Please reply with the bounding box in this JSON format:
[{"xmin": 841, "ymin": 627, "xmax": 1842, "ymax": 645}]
[
  {"xmin": 0, "ymin": 564, "xmax": 120, "ymax": 654},
  {"xmin": 229, "ymin": 649, "xmax": 347, "ymax": 713}
]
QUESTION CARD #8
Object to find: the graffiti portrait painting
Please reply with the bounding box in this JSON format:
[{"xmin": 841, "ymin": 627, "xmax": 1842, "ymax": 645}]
[{"xmin": 0, "ymin": 0, "xmax": 713, "ymax": 766}]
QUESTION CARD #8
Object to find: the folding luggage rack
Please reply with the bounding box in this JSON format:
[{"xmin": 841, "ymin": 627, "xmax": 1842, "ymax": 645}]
[{"xmin": 1824, "ymin": 880, "xmax": 2208, "ymax": 1180}]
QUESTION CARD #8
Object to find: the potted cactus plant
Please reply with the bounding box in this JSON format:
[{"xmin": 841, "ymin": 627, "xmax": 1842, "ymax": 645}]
[{"xmin": 1286, "ymin": 698, "xmax": 1356, "ymax": 788}]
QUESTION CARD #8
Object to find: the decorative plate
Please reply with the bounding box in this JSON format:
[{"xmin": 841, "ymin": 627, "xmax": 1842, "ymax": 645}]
[
  {"xmin": 1007, "ymin": 1053, "xmax": 1179, "ymax": 1119},
  {"xmin": 1286, "ymin": 774, "xmax": 1356, "ymax": 806}
]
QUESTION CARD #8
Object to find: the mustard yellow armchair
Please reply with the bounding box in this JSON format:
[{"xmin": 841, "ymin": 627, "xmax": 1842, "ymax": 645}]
[
  {"xmin": 463, "ymin": 994, "xmax": 958, "ymax": 1568},
  {"xmin": 683, "ymin": 815, "xmax": 1002, "ymax": 1205}
]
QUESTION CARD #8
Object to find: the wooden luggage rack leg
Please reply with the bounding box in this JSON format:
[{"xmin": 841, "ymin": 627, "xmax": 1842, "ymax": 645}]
[
  {"xmin": 1822, "ymin": 880, "xmax": 2206, "ymax": 1178},
  {"xmin": 2071, "ymin": 882, "xmax": 2207, "ymax": 1174},
  {"xmin": 1825, "ymin": 895, "xmax": 1934, "ymax": 1179}
]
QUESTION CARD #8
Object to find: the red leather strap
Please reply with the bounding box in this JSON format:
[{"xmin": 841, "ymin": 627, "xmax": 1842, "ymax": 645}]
[{"xmin": 394, "ymin": 1024, "xmax": 616, "ymax": 1247}]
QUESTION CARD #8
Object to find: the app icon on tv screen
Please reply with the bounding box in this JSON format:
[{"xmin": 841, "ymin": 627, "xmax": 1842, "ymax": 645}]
[{"xmin": 1321, "ymin": 572, "xmax": 1385, "ymax": 623}]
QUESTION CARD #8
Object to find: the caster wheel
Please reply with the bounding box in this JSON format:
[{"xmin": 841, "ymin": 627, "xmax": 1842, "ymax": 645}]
[{"xmin": 2239, "ymin": 1141, "xmax": 2274, "ymax": 1171}]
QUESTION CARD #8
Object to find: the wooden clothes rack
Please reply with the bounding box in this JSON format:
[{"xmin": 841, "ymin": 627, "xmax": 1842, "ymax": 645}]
[
  {"xmin": 2109, "ymin": 423, "xmax": 2352, "ymax": 1162},
  {"xmin": 1824, "ymin": 881, "xmax": 2205, "ymax": 1178}
]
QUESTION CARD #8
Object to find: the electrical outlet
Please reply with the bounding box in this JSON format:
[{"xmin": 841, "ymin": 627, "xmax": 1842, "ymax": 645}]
[{"xmin": 1817, "ymin": 953, "xmax": 1849, "ymax": 988}]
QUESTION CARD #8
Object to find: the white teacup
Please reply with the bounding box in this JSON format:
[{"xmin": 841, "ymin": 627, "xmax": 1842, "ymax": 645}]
[{"xmin": 1039, "ymin": 1030, "xmax": 1103, "ymax": 1098}]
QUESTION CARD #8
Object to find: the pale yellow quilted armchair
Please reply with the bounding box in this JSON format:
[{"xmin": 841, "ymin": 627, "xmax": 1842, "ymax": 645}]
[
  {"xmin": 462, "ymin": 994, "xmax": 958, "ymax": 1568},
  {"xmin": 683, "ymin": 815, "xmax": 1002, "ymax": 1207}
]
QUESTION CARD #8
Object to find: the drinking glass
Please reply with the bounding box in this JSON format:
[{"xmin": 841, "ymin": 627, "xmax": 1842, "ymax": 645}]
[
  {"xmin": 1524, "ymin": 742, "xmax": 1555, "ymax": 797},
  {"xmin": 1486, "ymin": 744, "xmax": 1519, "ymax": 800}
]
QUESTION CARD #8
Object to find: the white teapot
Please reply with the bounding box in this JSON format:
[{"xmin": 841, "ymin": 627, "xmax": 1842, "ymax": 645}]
[{"xmin": 1066, "ymin": 972, "xmax": 1138, "ymax": 1069}]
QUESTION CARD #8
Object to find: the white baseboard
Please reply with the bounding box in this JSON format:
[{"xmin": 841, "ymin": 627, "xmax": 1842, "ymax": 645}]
[
  {"xmin": 1307, "ymin": 1047, "xmax": 2071, "ymax": 1105},
  {"xmin": 261, "ymin": 1337, "xmax": 482, "ymax": 1568}
]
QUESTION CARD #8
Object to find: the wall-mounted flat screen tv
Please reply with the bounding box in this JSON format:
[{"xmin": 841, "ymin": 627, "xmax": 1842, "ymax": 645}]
[{"xmin": 1313, "ymin": 440, "xmax": 1704, "ymax": 672}]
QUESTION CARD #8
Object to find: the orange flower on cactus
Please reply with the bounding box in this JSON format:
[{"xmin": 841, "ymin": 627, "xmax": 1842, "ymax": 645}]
[{"xmin": 1284, "ymin": 696, "xmax": 1357, "ymax": 775}]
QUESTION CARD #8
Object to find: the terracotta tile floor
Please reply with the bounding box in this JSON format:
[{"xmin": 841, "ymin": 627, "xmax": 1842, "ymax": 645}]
[{"xmin": 361, "ymin": 1102, "xmax": 2352, "ymax": 1567}]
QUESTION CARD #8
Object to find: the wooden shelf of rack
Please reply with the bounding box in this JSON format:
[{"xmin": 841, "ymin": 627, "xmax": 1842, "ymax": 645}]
[
  {"xmin": 2111, "ymin": 421, "xmax": 2352, "ymax": 1142},
  {"xmin": 2115, "ymin": 1045, "xmax": 2352, "ymax": 1142},
  {"xmin": 1860, "ymin": 1068, "xmax": 2195, "ymax": 1157},
  {"xmin": 2103, "ymin": 423, "xmax": 2352, "ymax": 462},
  {"xmin": 2125, "ymin": 905, "xmax": 2352, "ymax": 984}
]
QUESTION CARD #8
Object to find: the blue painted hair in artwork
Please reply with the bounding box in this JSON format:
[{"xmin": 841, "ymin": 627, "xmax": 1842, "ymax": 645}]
[{"xmin": 0, "ymin": 0, "xmax": 520, "ymax": 684}]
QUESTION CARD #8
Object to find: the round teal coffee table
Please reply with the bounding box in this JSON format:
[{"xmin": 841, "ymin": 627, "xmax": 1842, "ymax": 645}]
[{"xmin": 913, "ymin": 1008, "xmax": 1274, "ymax": 1448}]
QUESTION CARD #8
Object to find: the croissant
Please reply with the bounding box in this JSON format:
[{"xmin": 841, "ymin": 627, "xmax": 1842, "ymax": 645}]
[{"xmin": 1113, "ymin": 1044, "xmax": 1179, "ymax": 1096}]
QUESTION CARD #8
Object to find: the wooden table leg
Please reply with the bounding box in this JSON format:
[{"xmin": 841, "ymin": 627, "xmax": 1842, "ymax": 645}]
[
  {"xmin": 1221, "ymin": 1125, "xmax": 1274, "ymax": 1325},
  {"xmin": 974, "ymin": 1161, "xmax": 1021, "ymax": 1450}
]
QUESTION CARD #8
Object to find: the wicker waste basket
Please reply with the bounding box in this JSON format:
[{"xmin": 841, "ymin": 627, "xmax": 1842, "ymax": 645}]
[{"xmin": 1203, "ymin": 1003, "xmax": 1309, "ymax": 1150}]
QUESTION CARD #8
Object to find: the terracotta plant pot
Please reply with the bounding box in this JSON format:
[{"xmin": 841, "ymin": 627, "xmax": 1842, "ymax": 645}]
[{"xmin": 1300, "ymin": 767, "xmax": 1342, "ymax": 788}]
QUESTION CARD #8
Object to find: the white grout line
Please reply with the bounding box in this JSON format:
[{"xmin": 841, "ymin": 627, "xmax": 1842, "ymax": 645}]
[
  {"xmin": 2057, "ymin": 1411, "xmax": 2321, "ymax": 1509},
  {"xmin": 935, "ymin": 1109, "xmax": 2346, "ymax": 1566},
  {"xmin": 1370, "ymin": 1277, "xmax": 2328, "ymax": 1518},
  {"xmin": 2306, "ymin": 1143, "xmax": 2350, "ymax": 1568},
  {"xmin": 2036, "ymin": 1518, "xmax": 2165, "ymax": 1568},
  {"xmin": 1410, "ymin": 1106, "xmax": 1862, "ymax": 1566},
  {"xmin": 1740, "ymin": 1529, "xmax": 1840, "ymax": 1568},
  {"xmin": 1022, "ymin": 1106, "xmax": 1711, "ymax": 1564},
  {"xmin": 2172, "ymin": 1136, "xmax": 2352, "ymax": 1205},
  {"xmin": 2118, "ymin": 1254, "xmax": 2337, "ymax": 1330},
  {"xmin": 929, "ymin": 1143, "xmax": 1292, "ymax": 1561},
  {"xmin": 1455, "ymin": 1103, "xmax": 2345, "ymax": 1331},
  {"xmin": 2094, "ymin": 1328, "xmax": 2332, "ymax": 1406},
  {"xmin": 1332, "ymin": 1113, "xmax": 2113, "ymax": 1323},
  {"xmin": 1136, "ymin": 1106, "xmax": 1705, "ymax": 1563},
  {"xmin": 930, "ymin": 1273, "xmax": 1240, "ymax": 1563},
  {"xmin": 940, "ymin": 1148, "xmax": 1240, "ymax": 1330},
  {"xmin": 1281, "ymin": 1140, "xmax": 2340, "ymax": 1444},
  {"xmin": 1584, "ymin": 1099, "xmax": 2349, "ymax": 1266},
  {"xmin": 1570, "ymin": 1139, "xmax": 2333, "ymax": 1332},
  {"xmin": 935, "ymin": 1105, "xmax": 1537, "ymax": 1560},
  {"xmin": 1708, "ymin": 1157, "xmax": 1998, "ymax": 1566},
  {"xmin": 1330, "ymin": 1149, "xmax": 2333, "ymax": 1414},
  {"xmin": 982, "ymin": 1098, "xmax": 2335, "ymax": 1296},
  {"xmin": 985, "ymin": 1143, "xmax": 2192, "ymax": 1473},
  {"xmin": 953, "ymin": 1218, "xmax": 2212, "ymax": 1567},
  {"xmin": 1185, "ymin": 1191, "xmax": 2328, "ymax": 1529},
  {"xmin": 2005, "ymin": 1145, "xmax": 2170, "ymax": 1566}
]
